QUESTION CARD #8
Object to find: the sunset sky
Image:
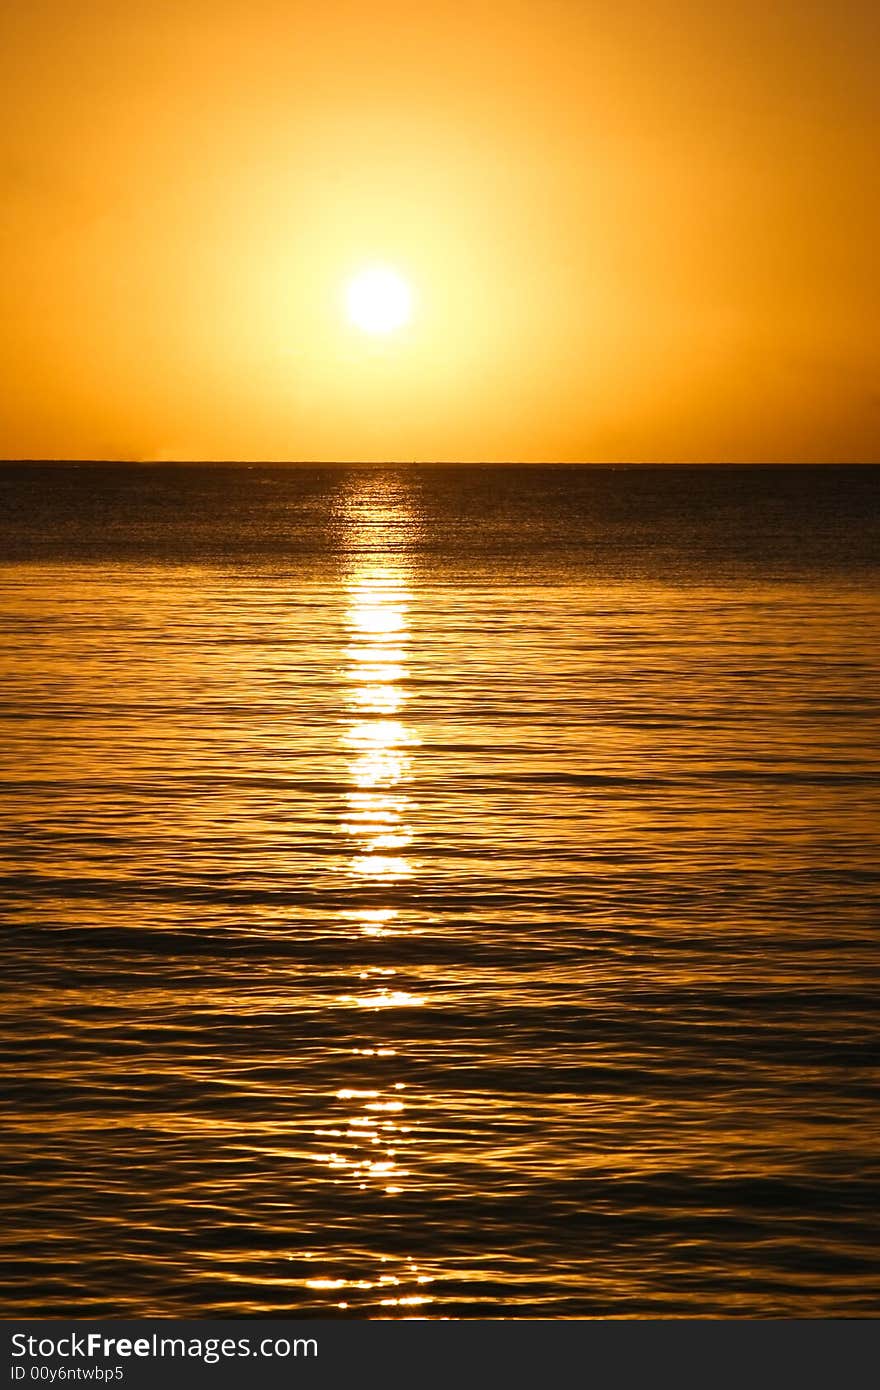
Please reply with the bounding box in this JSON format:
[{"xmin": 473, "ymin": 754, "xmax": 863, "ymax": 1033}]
[{"xmin": 1, "ymin": 0, "xmax": 877, "ymax": 463}]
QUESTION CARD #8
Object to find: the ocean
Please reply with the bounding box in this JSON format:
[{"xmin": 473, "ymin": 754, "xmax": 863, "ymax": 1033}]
[{"xmin": 1, "ymin": 463, "xmax": 878, "ymax": 1316}]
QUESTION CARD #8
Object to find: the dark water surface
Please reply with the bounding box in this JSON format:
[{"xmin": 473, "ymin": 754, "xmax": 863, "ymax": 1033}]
[{"xmin": 1, "ymin": 464, "xmax": 879, "ymax": 1316}]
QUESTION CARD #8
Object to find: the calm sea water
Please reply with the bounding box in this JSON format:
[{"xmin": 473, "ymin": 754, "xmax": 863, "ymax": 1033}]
[{"xmin": 1, "ymin": 464, "xmax": 879, "ymax": 1317}]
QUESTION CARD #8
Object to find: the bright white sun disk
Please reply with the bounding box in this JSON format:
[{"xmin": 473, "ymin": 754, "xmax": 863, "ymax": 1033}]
[{"xmin": 346, "ymin": 267, "xmax": 413, "ymax": 335}]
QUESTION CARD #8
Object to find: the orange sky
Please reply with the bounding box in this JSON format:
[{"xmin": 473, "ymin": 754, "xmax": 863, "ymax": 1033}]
[{"xmin": 1, "ymin": 0, "xmax": 877, "ymax": 462}]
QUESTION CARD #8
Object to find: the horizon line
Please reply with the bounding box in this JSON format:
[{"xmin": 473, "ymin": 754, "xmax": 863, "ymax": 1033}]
[{"xmin": 2, "ymin": 458, "xmax": 879, "ymax": 468}]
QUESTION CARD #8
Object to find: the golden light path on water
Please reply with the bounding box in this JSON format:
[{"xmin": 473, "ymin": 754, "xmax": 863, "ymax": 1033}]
[{"xmin": 310, "ymin": 489, "xmax": 432, "ymax": 1311}]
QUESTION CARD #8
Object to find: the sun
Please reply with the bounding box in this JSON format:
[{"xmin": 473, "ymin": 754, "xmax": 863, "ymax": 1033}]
[{"xmin": 345, "ymin": 266, "xmax": 413, "ymax": 335}]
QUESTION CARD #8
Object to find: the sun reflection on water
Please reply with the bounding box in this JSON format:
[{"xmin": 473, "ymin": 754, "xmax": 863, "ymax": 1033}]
[
  {"xmin": 303, "ymin": 486, "xmax": 435, "ymax": 1311},
  {"xmin": 312, "ymin": 1063, "xmax": 416, "ymax": 1203},
  {"xmin": 342, "ymin": 553, "xmax": 418, "ymax": 887}
]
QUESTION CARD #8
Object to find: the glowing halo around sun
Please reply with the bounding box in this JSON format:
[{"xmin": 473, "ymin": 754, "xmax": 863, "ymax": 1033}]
[{"xmin": 345, "ymin": 266, "xmax": 413, "ymax": 335}]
